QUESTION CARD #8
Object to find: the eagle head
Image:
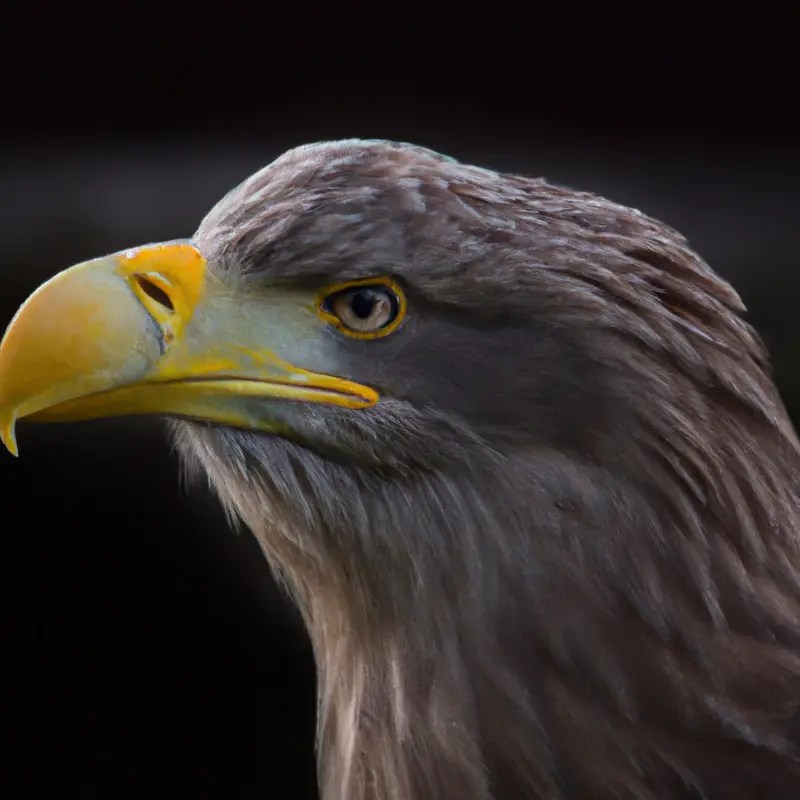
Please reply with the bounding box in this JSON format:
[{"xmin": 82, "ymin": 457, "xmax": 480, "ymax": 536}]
[{"xmin": 2, "ymin": 140, "xmax": 800, "ymax": 799}]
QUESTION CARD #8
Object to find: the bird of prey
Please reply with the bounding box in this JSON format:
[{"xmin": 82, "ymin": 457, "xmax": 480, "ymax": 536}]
[{"xmin": 2, "ymin": 140, "xmax": 800, "ymax": 800}]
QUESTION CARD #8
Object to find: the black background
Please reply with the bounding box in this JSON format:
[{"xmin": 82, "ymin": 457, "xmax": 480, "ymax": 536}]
[{"xmin": 1, "ymin": 4, "xmax": 797, "ymax": 798}]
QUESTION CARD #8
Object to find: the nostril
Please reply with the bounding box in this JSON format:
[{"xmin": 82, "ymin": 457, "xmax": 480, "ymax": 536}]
[{"xmin": 134, "ymin": 274, "xmax": 174, "ymax": 312}]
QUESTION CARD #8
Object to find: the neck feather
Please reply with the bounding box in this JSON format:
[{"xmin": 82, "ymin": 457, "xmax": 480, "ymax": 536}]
[{"xmin": 174, "ymin": 376, "xmax": 800, "ymax": 800}]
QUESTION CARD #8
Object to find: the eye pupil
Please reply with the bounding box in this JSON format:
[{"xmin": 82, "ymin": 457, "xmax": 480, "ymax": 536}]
[{"xmin": 350, "ymin": 289, "xmax": 377, "ymax": 319}]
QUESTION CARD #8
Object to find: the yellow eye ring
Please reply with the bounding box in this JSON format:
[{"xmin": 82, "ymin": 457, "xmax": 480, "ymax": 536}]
[{"xmin": 316, "ymin": 277, "xmax": 407, "ymax": 339}]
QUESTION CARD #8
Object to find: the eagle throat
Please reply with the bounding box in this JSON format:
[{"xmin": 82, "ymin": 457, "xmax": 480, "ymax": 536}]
[{"xmin": 171, "ymin": 385, "xmax": 800, "ymax": 800}]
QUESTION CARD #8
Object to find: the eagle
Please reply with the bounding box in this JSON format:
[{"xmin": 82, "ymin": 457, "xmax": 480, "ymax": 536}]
[{"xmin": 1, "ymin": 140, "xmax": 800, "ymax": 800}]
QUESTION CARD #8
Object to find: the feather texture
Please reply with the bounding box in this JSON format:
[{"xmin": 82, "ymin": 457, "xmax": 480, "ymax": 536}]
[{"xmin": 173, "ymin": 140, "xmax": 800, "ymax": 799}]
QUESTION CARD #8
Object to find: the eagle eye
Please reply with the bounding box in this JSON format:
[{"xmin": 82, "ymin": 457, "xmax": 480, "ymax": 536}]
[{"xmin": 318, "ymin": 279, "xmax": 406, "ymax": 339}]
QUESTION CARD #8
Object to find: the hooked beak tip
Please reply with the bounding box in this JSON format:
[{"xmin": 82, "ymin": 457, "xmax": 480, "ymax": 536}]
[{"xmin": 0, "ymin": 412, "xmax": 19, "ymax": 457}]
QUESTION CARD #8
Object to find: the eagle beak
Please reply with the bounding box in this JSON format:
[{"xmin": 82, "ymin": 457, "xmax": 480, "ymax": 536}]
[{"xmin": 0, "ymin": 242, "xmax": 377, "ymax": 456}]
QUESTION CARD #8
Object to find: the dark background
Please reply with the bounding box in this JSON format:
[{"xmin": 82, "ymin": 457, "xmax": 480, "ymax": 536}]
[{"xmin": 1, "ymin": 5, "xmax": 797, "ymax": 798}]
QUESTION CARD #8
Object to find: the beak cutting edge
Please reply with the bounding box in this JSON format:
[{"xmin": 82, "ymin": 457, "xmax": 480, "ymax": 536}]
[{"xmin": 0, "ymin": 242, "xmax": 378, "ymax": 456}]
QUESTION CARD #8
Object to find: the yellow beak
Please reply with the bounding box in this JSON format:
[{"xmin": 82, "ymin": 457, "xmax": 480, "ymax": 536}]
[{"xmin": 0, "ymin": 242, "xmax": 377, "ymax": 456}]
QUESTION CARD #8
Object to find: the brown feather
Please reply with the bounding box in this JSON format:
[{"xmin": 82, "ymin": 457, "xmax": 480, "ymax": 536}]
[{"xmin": 173, "ymin": 140, "xmax": 800, "ymax": 799}]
